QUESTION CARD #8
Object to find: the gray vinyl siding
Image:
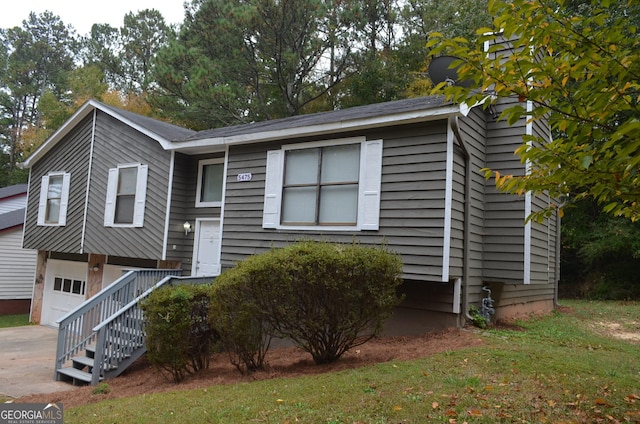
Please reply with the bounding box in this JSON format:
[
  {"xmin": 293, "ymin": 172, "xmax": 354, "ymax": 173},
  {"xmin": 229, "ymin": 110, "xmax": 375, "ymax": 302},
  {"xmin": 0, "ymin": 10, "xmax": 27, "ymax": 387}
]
[
  {"xmin": 82, "ymin": 111, "xmax": 171, "ymax": 259},
  {"xmin": 457, "ymin": 108, "xmax": 488, "ymax": 307},
  {"xmin": 0, "ymin": 228, "xmax": 37, "ymax": 299},
  {"xmin": 529, "ymin": 113, "xmax": 558, "ymax": 285},
  {"xmin": 23, "ymin": 115, "xmax": 93, "ymax": 253},
  {"xmin": 483, "ymin": 100, "xmax": 527, "ymax": 283},
  {"xmin": 166, "ymin": 152, "xmax": 224, "ymax": 273},
  {"xmin": 221, "ymin": 122, "xmax": 452, "ymax": 282}
]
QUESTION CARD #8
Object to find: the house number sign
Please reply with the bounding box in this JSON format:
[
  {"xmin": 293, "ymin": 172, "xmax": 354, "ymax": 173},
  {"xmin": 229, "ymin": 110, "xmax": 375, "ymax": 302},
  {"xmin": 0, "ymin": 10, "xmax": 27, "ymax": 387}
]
[{"xmin": 237, "ymin": 173, "xmax": 253, "ymax": 182}]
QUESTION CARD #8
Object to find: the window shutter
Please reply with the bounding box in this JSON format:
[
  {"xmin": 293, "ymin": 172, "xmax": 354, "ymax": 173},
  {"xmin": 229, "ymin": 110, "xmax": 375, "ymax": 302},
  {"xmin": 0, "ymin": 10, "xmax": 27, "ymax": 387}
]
[
  {"xmin": 104, "ymin": 168, "xmax": 118, "ymax": 226},
  {"xmin": 58, "ymin": 173, "xmax": 71, "ymax": 226},
  {"xmin": 133, "ymin": 164, "xmax": 148, "ymax": 227},
  {"xmin": 37, "ymin": 175, "xmax": 49, "ymax": 226},
  {"xmin": 360, "ymin": 139, "xmax": 383, "ymax": 231},
  {"xmin": 262, "ymin": 150, "xmax": 284, "ymax": 229}
]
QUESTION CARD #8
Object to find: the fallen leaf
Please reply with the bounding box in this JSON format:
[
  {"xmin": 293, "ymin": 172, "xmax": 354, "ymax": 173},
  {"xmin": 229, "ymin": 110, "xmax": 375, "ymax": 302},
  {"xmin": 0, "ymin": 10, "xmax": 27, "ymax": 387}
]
[
  {"xmin": 468, "ymin": 409, "xmax": 483, "ymax": 417},
  {"xmin": 547, "ymin": 399, "xmax": 557, "ymax": 407},
  {"xmin": 393, "ymin": 406, "xmax": 402, "ymax": 411},
  {"xmin": 595, "ymin": 398, "xmax": 612, "ymax": 407},
  {"xmin": 432, "ymin": 402, "xmax": 439, "ymax": 409},
  {"xmin": 445, "ymin": 409, "xmax": 458, "ymax": 417}
]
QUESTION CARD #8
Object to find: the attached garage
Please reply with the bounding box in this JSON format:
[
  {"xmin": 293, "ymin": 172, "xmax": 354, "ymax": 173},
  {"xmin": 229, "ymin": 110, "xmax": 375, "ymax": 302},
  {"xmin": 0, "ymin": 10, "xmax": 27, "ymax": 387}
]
[{"xmin": 40, "ymin": 259, "xmax": 88, "ymax": 327}]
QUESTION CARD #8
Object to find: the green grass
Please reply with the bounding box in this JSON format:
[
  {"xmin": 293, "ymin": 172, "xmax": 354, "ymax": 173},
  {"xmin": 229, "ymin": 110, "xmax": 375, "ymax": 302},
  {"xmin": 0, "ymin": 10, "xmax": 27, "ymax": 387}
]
[
  {"xmin": 66, "ymin": 300, "xmax": 640, "ymax": 423},
  {"xmin": 0, "ymin": 314, "xmax": 30, "ymax": 328}
]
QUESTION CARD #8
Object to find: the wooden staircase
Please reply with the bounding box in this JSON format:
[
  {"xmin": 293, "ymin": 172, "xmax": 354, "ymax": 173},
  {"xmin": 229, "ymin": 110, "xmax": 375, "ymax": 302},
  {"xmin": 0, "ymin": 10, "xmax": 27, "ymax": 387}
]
[
  {"xmin": 54, "ymin": 270, "xmax": 213, "ymax": 386},
  {"xmin": 56, "ymin": 316, "xmax": 147, "ymax": 386}
]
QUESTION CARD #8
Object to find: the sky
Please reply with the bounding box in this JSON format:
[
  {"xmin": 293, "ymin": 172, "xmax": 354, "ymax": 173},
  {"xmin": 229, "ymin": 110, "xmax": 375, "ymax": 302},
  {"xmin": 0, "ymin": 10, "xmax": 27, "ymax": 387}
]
[{"xmin": 0, "ymin": 0, "xmax": 187, "ymax": 35}]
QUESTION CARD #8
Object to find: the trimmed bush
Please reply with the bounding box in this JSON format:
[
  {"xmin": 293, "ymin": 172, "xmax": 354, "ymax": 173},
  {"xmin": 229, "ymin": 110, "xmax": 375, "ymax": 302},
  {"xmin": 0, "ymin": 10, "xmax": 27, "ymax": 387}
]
[
  {"xmin": 142, "ymin": 283, "xmax": 219, "ymax": 383},
  {"xmin": 209, "ymin": 267, "xmax": 272, "ymax": 374},
  {"xmin": 229, "ymin": 241, "xmax": 404, "ymax": 364}
]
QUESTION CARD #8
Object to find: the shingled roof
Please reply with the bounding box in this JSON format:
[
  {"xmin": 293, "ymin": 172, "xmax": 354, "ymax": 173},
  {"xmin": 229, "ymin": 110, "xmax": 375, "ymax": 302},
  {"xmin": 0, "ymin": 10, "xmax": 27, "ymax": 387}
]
[{"xmin": 181, "ymin": 95, "xmax": 451, "ymax": 142}]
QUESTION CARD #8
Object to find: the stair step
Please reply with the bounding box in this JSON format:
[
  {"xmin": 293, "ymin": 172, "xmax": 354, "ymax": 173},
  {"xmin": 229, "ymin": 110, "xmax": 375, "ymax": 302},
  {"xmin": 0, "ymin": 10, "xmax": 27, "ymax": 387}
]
[
  {"xmin": 85, "ymin": 344, "xmax": 95, "ymax": 358},
  {"xmin": 57, "ymin": 367, "xmax": 100, "ymax": 385},
  {"xmin": 72, "ymin": 355, "xmax": 95, "ymax": 369}
]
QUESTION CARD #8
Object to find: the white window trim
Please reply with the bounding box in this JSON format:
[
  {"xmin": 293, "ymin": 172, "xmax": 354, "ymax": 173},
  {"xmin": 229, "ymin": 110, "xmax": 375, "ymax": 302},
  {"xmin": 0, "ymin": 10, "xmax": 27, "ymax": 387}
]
[
  {"xmin": 104, "ymin": 163, "xmax": 148, "ymax": 228},
  {"xmin": 37, "ymin": 172, "xmax": 70, "ymax": 226},
  {"xmin": 195, "ymin": 157, "xmax": 224, "ymax": 207},
  {"xmin": 262, "ymin": 137, "xmax": 382, "ymax": 232}
]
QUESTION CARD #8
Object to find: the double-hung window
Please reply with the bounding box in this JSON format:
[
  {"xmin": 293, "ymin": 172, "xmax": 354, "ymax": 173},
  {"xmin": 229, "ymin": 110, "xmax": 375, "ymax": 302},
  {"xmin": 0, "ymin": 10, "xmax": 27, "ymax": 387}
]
[
  {"xmin": 37, "ymin": 172, "xmax": 71, "ymax": 226},
  {"xmin": 263, "ymin": 137, "xmax": 382, "ymax": 231},
  {"xmin": 196, "ymin": 158, "xmax": 224, "ymax": 207},
  {"xmin": 104, "ymin": 164, "xmax": 148, "ymax": 227}
]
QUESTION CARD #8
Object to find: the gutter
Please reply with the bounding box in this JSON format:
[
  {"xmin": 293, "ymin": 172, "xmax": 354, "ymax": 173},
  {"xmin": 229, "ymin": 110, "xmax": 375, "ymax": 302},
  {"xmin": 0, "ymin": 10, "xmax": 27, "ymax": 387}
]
[{"xmin": 449, "ymin": 116, "xmax": 474, "ymax": 324}]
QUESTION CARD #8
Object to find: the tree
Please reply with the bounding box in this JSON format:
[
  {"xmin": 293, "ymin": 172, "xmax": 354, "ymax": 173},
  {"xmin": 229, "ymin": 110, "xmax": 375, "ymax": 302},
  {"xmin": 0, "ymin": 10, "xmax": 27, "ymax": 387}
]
[
  {"xmin": 119, "ymin": 10, "xmax": 174, "ymax": 94},
  {"xmin": 427, "ymin": 0, "xmax": 640, "ymax": 220},
  {"xmin": 0, "ymin": 12, "xmax": 77, "ymax": 183},
  {"xmin": 561, "ymin": 198, "xmax": 640, "ymax": 299},
  {"xmin": 81, "ymin": 10, "xmax": 173, "ymax": 95},
  {"xmin": 151, "ymin": 0, "xmax": 354, "ymax": 129}
]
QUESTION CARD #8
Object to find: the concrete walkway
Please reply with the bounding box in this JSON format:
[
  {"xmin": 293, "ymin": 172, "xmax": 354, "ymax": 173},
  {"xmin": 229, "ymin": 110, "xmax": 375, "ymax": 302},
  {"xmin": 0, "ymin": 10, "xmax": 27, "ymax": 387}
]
[{"xmin": 0, "ymin": 326, "xmax": 71, "ymax": 398}]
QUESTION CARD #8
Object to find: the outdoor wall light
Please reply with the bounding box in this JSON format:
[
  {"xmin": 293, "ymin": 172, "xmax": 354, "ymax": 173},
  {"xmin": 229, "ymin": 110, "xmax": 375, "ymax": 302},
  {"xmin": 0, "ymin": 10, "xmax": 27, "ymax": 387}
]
[{"xmin": 183, "ymin": 221, "xmax": 192, "ymax": 235}]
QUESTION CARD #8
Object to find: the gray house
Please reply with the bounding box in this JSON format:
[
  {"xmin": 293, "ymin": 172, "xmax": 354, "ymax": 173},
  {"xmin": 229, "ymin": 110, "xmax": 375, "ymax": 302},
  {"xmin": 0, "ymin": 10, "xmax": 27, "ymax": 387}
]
[
  {"xmin": 21, "ymin": 95, "xmax": 559, "ymax": 331},
  {"xmin": 19, "ymin": 95, "xmax": 559, "ymax": 384}
]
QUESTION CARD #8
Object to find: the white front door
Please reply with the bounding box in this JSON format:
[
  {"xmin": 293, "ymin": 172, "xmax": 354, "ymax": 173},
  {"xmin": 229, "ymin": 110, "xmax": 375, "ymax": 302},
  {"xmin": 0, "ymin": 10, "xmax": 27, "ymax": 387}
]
[
  {"xmin": 193, "ymin": 219, "xmax": 221, "ymax": 276},
  {"xmin": 41, "ymin": 259, "xmax": 88, "ymax": 327}
]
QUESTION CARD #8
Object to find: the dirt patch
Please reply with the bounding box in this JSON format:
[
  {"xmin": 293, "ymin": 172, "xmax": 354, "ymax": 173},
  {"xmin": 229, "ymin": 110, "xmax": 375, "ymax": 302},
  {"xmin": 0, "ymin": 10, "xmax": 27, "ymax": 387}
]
[
  {"xmin": 16, "ymin": 328, "xmax": 483, "ymax": 409},
  {"xmin": 594, "ymin": 321, "xmax": 640, "ymax": 342}
]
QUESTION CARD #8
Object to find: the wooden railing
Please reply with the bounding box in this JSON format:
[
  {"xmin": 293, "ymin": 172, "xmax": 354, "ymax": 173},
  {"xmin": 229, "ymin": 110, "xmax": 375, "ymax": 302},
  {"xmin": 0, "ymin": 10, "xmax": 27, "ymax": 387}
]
[
  {"xmin": 90, "ymin": 275, "xmax": 213, "ymax": 385},
  {"xmin": 54, "ymin": 269, "xmax": 181, "ymax": 381}
]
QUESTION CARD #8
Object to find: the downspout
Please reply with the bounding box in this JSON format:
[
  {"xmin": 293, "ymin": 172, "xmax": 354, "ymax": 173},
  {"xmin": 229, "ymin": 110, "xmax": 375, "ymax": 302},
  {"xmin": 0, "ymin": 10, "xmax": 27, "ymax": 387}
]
[{"xmin": 449, "ymin": 116, "xmax": 474, "ymax": 323}]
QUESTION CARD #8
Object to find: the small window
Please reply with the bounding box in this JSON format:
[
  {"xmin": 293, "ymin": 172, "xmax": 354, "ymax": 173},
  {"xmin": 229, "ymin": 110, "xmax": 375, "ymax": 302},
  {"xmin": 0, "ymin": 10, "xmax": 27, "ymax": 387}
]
[
  {"xmin": 115, "ymin": 167, "xmax": 138, "ymax": 223},
  {"xmin": 196, "ymin": 158, "xmax": 224, "ymax": 207},
  {"xmin": 53, "ymin": 276, "xmax": 86, "ymax": 296},
  {"xmin": 54, "ymin": 277, "xmax": 62, "ymax": 291},
  {"xmin": 104, "ymin": 164, "xmax": 148, "ymax": 227},
  {"xmin": 37, "ymin": 172, "xmax": 71, "ymax": 226}
]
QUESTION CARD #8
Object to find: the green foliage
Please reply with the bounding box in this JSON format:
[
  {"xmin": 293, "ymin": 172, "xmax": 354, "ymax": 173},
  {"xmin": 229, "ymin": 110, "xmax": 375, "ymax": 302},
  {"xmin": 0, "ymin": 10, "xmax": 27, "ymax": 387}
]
[
  {"xmin": 560, "ymin": 199, "xmax": 640, "ymax": 299},
  {"xmin": 91, "ymin": 382, "xmax": 110, "ymax": 395},
  {"xmin": 468, "ymin": 305, "xmax": 488, "ymax": 329},
  {"xmin": 427, "ymin": 0, "xmax": 640, "ymax": 221},
  {"xmin": 208, "ymin": 269, "xmax": 272, "ymax": 374},
  {"xmin": 141, "ymin": 283, "xmax": 219, "ymax": 383},
  {"xmin": 228, "ymin": 241, "xmax": 404, "ymax": 365}
]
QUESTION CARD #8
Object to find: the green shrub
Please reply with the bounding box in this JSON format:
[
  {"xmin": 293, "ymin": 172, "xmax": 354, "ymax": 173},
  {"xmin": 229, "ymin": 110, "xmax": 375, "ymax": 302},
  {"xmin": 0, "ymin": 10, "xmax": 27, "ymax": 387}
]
[
  {"xmin": 209, "ymin": 268, "xmax": 272, "ymax": 374},
  {"xmin": 233, "ymin": 241, "xmax": 404, "ymax": 364},
  {"xmin": 142, "ymin": 283, "xmax": 219, "ymax": 383}
]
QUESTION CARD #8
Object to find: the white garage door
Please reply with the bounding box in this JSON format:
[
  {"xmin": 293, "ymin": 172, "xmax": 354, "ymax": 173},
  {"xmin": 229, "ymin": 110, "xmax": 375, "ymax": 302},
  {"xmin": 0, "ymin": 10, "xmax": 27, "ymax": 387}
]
[{"xmin": 41, "ymin": 259, "xmax": 88, "ymax": 328}]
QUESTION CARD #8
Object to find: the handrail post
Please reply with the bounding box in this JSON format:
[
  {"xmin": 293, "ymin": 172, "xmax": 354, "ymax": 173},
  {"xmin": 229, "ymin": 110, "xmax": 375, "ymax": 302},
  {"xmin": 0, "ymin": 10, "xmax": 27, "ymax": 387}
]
[
  {"xmin": 92, "ymin": 328, "xmax": 106, "ymax": 386},
  {"xmin": 53, "ymin": 324, "xmax": 67, "ymax": 381}
]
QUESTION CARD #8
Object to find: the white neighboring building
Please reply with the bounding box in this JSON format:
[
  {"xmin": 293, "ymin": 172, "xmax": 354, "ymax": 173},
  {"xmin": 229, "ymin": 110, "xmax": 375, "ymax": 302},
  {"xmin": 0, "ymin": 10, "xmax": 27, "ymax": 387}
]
[{"xmin": 0, "ymin": 184, "xmax": 37, "ymax": 315}]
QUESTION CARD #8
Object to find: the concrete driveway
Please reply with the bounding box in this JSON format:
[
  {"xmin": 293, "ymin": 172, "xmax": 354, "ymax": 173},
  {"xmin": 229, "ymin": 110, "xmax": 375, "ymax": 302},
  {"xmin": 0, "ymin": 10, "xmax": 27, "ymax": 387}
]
[{"xmin": 0, "ymin": 326, "xmax": 72, "ymax": 398}]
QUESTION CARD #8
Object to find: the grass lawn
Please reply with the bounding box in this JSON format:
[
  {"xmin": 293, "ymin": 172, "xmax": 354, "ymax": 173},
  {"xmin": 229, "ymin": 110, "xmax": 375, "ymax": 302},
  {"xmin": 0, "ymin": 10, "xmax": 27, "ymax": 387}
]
[
  {"xmin": 0, "ymin": 314, "xmax": 30, "ymax": 328},
  {"xmin": 65, "ymin": 300, "xmax": 640, "ymax": 423}
]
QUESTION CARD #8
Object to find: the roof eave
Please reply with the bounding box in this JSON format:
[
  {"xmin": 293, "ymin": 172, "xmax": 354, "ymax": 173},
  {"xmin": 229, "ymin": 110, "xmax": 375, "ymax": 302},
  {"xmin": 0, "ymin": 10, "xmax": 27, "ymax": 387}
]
[{"xmin": 170, "ymin": 104, "xmax": 463, "ymax": 154}]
